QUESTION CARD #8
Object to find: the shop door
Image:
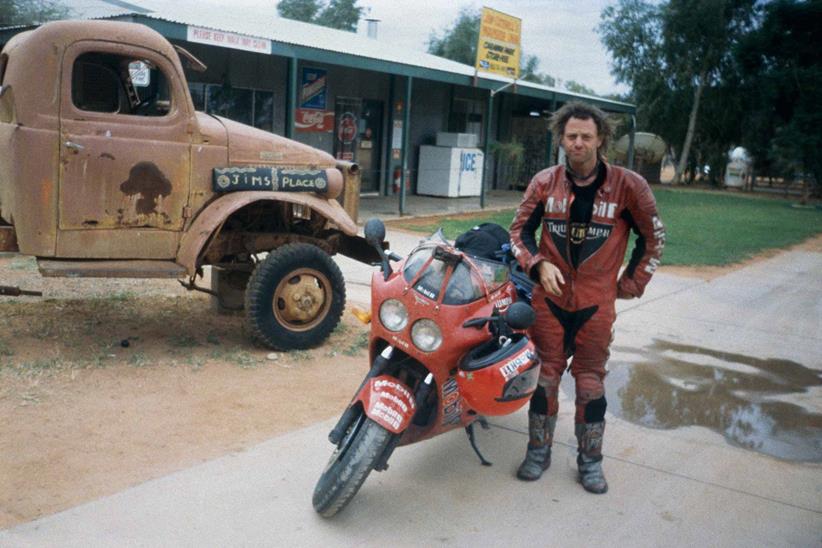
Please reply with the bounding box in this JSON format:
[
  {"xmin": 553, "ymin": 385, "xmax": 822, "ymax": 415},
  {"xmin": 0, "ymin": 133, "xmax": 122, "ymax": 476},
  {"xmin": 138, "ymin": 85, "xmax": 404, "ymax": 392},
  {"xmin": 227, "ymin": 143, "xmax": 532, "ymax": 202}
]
[
  {"xmin": 510, "ymin": 116, "xmax": 552, "ymax": 188},
  {"xmin": 358, "ymin": 100, "xmax": 383, "ymax": 193}
]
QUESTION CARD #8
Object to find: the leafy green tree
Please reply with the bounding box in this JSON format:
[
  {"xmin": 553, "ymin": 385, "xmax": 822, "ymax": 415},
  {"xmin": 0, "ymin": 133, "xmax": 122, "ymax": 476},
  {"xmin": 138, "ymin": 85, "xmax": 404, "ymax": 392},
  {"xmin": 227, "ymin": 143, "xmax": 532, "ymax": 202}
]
[
  {"xmin": 315, "ymin": 0, "xmax": 363, "ymax": 32},
  {"xmin": 736, "ymin": 0, "xmax": 822, "ymax": 199},
  {"xmin": 276, "ymin": 0, "xmax": 363, "ymax": 32},
  {"xmin": 427, "ymin": 6, "xmax": 479, "ymax": 66},
  {"xmin": 520, "ymin": 53, "xmax": 557, "ymax": 87},
  {"xmin": 276, "ymin": 0, "xmax": 320, "ymax": 23},
  {"xmin": 600, "ymin": 0, "xmax": 755, "ymax": 184},
  {"xmin": 565, "ymin": 80, "xmax": 597, "ymax": 96},
  {"xmin": 428, "ymin": 7, "xmax": 562, "ymax": 89},
  {"xmin": 0, "ymin": 0, "xmax": 69, "ymax": 26}
]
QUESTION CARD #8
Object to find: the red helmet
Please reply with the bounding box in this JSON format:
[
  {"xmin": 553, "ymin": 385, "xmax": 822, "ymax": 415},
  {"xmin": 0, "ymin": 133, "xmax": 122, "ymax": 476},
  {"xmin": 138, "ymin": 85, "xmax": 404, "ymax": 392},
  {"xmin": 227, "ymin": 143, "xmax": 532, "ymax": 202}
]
[{"xmin": 457, "ymin": 334, "xmax": 540, "ymax": 416}]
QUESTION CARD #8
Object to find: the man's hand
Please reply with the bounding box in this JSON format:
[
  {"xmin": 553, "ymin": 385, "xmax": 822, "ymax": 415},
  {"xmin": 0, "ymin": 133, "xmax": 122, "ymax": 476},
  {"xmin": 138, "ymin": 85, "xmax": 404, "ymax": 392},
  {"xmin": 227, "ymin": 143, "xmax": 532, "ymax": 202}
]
[
  {"xmin": 617, "ymin": 276, "xmax": 639, "ymax": 299},
  {"xmin": 537, "ymin": 261, "xmax": 564, "ymax": 296}
]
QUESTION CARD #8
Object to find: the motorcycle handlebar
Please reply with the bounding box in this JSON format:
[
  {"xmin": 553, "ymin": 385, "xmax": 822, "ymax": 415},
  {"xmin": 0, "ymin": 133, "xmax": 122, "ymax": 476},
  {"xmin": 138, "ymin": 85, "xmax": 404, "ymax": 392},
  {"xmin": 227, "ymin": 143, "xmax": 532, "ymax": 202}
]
[{"xmin": 462, "ymin": 302, "xmax": 535, "ymax": 331}]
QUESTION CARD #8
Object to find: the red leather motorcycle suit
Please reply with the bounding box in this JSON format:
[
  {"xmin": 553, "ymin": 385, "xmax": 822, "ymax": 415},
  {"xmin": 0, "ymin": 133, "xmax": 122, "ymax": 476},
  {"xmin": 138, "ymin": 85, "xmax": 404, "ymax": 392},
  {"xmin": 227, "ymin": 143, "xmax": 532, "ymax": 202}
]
[{"xmin": 509, "ymin": 162, "xmax": 665, "ymax": 423}]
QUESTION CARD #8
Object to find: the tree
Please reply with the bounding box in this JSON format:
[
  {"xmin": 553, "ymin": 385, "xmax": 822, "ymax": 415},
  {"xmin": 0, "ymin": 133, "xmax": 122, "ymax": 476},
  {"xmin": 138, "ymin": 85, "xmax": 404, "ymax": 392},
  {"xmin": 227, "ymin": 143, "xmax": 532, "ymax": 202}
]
[
  {"xmin": 0, "ymin": 0, "xmax": 69, "ymax": 26},
  {"xmin": 736, "ymin": 0, "xmax": 822, "ymax": 201},
  {"xmin": 315, "ymin": 0, "xmax": 363, "ymax": 32},
  {"xmin": 276, "ymin": 0, "xmax": 320, "ymax": 23},
  {"xmin": 428, "ymin": 8, "xmax": 562, "ymax": 88},
  {"xmin": 520, "ymin": 53, "xmax": 557, "ymax": 87},
  {"xmin": 427, "ymin": 7, "xmax": 479, "ymax": 66},
  {"xmin": 276, "ymin": 0, "xmax": 363, "ymax": 32},
  {"xmin": 565, "ymin": 80, "xmax": 597, "ymax": 96},
  {"xmin": 600, "ymin": 0, "xmax": 755, "ymax": 184}
]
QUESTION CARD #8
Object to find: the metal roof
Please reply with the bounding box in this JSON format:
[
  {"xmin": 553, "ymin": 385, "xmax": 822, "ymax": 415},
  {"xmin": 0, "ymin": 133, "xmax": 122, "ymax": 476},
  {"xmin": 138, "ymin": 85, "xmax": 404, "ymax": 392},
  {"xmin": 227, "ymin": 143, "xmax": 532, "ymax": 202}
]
[{"xmin": 38, "ymin": 0, "xmax": 634, "ymax": 112}]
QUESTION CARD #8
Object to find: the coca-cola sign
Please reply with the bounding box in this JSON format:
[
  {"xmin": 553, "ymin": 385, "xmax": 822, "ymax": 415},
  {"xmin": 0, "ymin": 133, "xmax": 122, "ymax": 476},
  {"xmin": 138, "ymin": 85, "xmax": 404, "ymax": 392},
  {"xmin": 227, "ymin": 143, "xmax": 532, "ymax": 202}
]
[{"xmin": 295, "ymin": 108, "xmax": 334, "ymax": 132}]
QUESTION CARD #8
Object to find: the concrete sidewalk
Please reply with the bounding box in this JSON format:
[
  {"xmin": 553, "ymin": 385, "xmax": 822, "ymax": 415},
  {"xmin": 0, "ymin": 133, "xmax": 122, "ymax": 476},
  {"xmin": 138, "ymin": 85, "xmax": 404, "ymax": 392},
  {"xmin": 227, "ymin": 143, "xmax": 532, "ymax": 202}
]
[{"xmin": 3, "ymin": 228, "xmax": 821, "ymax": 547}]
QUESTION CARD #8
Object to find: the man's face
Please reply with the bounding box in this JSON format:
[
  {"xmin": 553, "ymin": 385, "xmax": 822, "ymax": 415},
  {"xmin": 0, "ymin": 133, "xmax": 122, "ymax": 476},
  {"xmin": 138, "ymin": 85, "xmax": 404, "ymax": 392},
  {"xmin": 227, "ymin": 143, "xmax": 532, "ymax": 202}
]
[{"xmin": 561, "ymin": 117, "xmax": 602, "ymax": 168}]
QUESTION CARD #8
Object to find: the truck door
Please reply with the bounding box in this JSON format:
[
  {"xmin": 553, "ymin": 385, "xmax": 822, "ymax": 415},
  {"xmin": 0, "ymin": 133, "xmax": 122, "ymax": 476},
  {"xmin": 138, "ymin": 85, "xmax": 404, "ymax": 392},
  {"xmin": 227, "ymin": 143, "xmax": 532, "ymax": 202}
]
[{"xmin": 57, "ymin": 41, "xmax": 193, "ymax": 259}]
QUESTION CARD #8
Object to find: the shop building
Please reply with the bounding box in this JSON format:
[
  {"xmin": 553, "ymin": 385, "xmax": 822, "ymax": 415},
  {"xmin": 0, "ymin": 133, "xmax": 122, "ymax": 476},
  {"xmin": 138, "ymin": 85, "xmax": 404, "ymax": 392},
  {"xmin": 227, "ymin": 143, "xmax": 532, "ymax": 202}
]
[{"xmin": 1, "ymin": 0, "xmax": 636, "ymax": 210}]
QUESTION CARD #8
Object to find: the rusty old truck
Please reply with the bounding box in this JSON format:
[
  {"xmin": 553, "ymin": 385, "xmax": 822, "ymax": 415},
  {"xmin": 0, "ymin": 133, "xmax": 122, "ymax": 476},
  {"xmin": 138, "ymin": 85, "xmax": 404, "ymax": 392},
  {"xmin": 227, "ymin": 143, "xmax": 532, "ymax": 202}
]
[{"xmin": 0, "ymin": 20, "xmax": 378, "ymax": 350}]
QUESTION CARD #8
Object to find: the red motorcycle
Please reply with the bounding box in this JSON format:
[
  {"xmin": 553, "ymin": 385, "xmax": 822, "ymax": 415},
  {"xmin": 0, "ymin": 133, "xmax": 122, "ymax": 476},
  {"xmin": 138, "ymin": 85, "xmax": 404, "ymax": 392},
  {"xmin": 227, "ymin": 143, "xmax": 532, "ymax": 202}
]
[{"xmin": 313, "ymin": 219, "xmax": 540, "ymax": 517}]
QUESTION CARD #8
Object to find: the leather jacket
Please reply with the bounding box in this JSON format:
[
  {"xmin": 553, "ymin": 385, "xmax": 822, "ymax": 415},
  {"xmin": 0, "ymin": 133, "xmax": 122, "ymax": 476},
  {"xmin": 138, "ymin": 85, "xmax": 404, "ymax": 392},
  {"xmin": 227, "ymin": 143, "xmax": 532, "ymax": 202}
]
[{"xmin": 510, "ymin": 162, "xmax": 665, "ymax": 311}]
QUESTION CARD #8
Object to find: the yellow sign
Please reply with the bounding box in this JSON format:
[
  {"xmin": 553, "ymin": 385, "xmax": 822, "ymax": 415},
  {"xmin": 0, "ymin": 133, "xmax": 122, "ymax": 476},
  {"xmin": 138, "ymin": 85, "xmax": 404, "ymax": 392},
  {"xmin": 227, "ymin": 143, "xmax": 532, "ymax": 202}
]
[{"xmin": 475, "ymin": 7, "xmax": 521, "ymax": 79}]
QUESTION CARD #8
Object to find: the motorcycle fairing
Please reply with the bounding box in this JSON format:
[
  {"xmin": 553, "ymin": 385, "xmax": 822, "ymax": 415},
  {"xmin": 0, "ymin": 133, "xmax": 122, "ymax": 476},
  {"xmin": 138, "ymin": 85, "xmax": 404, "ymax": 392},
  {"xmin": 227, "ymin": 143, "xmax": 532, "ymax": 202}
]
[{"xmin": 355, "ymin": 375, "xmax": 417, "ymax": 434}]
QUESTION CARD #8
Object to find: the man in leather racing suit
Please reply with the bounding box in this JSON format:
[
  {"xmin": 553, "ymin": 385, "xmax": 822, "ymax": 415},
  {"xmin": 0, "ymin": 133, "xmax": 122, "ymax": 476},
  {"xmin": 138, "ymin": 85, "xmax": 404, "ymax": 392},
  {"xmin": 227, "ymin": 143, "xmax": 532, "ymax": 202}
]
[{"xmin": 509, "ymin": 101, "xmax": 665, "ymax": 493}]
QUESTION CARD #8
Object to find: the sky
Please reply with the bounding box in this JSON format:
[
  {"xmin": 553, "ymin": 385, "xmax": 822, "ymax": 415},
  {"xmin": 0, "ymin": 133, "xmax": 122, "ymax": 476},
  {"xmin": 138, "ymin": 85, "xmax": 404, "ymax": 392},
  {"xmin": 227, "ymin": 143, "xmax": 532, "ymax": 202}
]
[{"xmin": 193, "ymin": 0, "xmax": 629, "ymax": 97}]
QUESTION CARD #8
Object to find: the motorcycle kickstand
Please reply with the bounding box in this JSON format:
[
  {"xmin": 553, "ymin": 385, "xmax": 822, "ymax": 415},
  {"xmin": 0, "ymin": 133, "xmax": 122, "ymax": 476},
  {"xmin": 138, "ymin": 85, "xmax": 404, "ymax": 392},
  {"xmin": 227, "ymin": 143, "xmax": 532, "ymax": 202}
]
[{"xmin": 465, "ymin": 422, "xmax": 492, "ymax": 466}]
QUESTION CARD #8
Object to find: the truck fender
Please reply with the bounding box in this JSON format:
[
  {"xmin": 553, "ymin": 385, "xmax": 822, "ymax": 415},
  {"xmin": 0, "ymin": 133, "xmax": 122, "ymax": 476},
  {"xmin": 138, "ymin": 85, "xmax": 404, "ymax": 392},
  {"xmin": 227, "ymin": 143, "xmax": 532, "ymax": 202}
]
[
  {"xmin": 176, "ymin": 191, "xmax": 358, "ymax": 276},
  {"xmin": 354, "ymin": 375, "xmax": 417, "ymax": 435}
]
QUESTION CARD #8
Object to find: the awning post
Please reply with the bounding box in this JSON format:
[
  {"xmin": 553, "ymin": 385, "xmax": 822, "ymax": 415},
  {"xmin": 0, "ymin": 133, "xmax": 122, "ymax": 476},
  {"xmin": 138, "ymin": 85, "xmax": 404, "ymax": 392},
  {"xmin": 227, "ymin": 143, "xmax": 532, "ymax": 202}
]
[
  {"xmin": 285, "ymin": 57, "xmax": 298, "ymax": 139},
  {"xmin": 399, "ymin": 76, "xmax": 412, "ymax": 216}
]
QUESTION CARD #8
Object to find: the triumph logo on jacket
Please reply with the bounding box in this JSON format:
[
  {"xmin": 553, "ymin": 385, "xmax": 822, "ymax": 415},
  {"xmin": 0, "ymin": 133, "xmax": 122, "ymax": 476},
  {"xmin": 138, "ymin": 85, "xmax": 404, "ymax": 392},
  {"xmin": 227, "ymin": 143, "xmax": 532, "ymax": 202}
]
[{"xmin": 545, "ymin": 219, "xmax": 614, "ymax": 265}]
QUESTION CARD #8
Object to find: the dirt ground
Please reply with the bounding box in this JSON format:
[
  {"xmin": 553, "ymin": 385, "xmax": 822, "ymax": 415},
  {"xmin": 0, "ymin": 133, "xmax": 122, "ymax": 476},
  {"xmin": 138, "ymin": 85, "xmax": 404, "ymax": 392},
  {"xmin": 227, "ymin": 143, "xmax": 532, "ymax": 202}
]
[
  {"xmin": 1, "ymin": 233, "xmax": 821, "ymax": 529},
  {"xmin": 0, "ymin": 259, "xmax": 371, "ymax": 529}
]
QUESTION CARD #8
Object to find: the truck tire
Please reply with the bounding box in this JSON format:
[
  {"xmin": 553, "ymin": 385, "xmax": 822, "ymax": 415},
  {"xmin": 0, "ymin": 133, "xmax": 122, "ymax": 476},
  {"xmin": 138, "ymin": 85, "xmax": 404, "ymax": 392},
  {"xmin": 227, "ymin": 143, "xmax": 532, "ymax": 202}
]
[
  {"xmin": 313, "ymin": 415, "xmax": 393, "ymax": 518},
  {"xmin": 244, "ymin": 243, "xmax": 345, "ymax": 350}
]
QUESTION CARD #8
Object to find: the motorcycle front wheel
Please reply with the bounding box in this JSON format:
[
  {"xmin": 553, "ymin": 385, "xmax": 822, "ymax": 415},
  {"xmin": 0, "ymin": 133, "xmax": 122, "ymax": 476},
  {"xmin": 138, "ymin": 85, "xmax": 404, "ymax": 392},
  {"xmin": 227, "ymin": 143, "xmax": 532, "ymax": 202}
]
[{"xmin": 312, "ymin": 414, "xmax": 393, "ymax": 517}]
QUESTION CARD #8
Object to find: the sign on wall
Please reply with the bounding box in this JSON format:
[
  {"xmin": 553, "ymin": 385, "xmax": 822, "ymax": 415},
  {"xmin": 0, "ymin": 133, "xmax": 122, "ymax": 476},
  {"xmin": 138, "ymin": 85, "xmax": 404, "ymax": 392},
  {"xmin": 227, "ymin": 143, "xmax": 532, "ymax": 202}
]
[
  {"xmin": 335, "ymin": 97, "xmax": 362, "ymax": 162},
  {"xmin": 295, "ymin": 108, "xmax": 334, "ymax": 132},
  {"xmin": 475, "ymin": 7, "xmax": 521, "ymax": 79},
  {"xmin": 300, "ymin": 68, "xmax": 328, "ymax": 110},
  {"xmin": 187, "ymin": 26, "xmax": 272, "ymax": 54}
]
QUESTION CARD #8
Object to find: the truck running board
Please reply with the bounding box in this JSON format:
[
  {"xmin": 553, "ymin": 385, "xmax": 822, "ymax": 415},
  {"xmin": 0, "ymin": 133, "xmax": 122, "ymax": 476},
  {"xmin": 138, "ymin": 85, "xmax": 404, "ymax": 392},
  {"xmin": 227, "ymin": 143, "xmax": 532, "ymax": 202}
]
[{"xmin": 37, "ymin": 260, "xmax": 186, "ymax": 279}]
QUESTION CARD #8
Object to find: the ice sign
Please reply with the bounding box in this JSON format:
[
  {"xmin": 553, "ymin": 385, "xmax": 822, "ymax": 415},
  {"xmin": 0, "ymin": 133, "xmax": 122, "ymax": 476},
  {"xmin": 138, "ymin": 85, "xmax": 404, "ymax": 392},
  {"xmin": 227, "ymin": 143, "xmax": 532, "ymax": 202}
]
[
  {"xmin": 460, "ymin": 151, "xmax": 478, "ymax": 172},
  {"xmin": 129, "ymin": 61, "xmax": 150, "ymax": 87}
]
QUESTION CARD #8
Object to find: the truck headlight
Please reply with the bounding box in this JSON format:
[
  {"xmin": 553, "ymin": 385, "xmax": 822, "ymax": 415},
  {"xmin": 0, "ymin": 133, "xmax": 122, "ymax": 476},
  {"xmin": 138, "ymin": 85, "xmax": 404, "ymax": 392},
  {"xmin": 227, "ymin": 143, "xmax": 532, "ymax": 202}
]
[
  {"xmin": 411, "ymin": 319, "xmax": 442, "ymax": 352},
  {"xmin": 379, "ymin": 299, "xmax": 408, "ymax": 331}
]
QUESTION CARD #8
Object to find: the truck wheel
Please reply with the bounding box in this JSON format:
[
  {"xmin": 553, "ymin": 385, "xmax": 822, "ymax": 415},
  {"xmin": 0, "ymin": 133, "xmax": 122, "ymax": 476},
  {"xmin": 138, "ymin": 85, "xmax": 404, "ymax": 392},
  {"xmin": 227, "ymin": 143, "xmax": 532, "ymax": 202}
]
[
  {"xmin": 312, "ymin": 415, "xmax": 393, "ymax": 518},
  {"xmin": 244, "ymin": 243, "xmax": 345, "ymax": 350}
]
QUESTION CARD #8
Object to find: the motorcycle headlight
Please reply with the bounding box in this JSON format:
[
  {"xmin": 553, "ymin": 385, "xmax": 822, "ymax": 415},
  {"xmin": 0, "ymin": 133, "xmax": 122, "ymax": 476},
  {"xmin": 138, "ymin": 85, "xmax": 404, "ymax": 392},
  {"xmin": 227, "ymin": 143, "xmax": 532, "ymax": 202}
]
[
  {"xmin": 411, "ymin": 319, "xmax": 442, "ymax": 352},
  {"xmin": 379, "ymin": 299, "xmax": 408, "ymax": 331}
]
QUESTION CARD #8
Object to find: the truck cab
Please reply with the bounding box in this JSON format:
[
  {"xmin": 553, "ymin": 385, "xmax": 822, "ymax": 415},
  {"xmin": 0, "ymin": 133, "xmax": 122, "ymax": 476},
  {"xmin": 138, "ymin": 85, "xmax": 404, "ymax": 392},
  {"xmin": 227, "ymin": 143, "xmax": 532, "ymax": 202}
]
[{"xmin": 0, "ymin": 20, "xmax": 375, "ymax": 349}]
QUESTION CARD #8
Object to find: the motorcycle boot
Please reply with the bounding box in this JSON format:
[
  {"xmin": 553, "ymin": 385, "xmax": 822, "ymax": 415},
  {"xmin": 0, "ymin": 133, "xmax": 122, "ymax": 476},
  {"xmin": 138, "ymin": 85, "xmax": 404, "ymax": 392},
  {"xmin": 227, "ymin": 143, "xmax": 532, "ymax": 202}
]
[
  {"xmin": 575, "ymin": 421, "xmax": 608, "ymax": 494},
  {"xmin": 516, "ymin": 412, "xmax": 557, "ymax": 481}
]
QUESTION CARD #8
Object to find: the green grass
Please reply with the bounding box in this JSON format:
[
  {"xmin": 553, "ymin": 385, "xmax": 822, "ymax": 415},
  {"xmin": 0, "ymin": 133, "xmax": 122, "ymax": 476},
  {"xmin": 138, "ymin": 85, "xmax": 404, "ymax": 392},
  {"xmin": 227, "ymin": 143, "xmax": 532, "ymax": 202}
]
[{"xmin": 394, "ymin": 188, "xmax": 822, "ymax": 266}]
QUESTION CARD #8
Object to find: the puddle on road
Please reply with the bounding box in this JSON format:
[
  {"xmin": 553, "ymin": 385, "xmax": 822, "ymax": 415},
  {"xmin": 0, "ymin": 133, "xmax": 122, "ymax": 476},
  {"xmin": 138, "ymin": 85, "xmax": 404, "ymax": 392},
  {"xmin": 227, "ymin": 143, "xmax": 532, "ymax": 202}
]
[{"xmin": 563, "ymin": 340, "xmax": 822, "ymax": 462}]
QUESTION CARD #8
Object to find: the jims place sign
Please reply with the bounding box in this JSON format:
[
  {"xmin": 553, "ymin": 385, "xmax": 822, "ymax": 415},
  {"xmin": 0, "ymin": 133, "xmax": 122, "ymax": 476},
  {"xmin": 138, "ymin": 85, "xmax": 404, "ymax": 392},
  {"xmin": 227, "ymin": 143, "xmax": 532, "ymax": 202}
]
[
  {"xmin": 213, "ymin": 166, "xmax": 329, "ymax": 193},
  {"xmin": 187, "ymin": 26, "xmax": 272, "ymax": 54}
]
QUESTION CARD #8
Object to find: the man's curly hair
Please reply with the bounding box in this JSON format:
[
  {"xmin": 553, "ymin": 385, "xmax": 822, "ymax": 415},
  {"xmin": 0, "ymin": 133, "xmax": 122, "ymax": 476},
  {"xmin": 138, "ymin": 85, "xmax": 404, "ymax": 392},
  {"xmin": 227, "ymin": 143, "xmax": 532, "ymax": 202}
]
[{"xmin": 550, "ymin": 101, "xmax": 612, "ymax": 155}]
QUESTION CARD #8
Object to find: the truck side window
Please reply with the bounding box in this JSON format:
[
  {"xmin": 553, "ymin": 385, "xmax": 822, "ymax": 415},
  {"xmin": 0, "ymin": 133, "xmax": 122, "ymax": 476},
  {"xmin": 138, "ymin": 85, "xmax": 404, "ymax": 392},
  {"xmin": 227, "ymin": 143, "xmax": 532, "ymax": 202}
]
[{"xmin": 71, "ymin": 52, "xmax": 171, "ymax": 117}]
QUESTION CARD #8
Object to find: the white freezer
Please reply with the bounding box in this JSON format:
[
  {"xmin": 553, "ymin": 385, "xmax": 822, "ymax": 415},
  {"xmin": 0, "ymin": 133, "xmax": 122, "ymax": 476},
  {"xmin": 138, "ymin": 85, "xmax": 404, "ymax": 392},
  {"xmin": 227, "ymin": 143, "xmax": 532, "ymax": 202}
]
[{"xmin": 417, "ymin": 146, "xmax": 484, "ymax": 197}]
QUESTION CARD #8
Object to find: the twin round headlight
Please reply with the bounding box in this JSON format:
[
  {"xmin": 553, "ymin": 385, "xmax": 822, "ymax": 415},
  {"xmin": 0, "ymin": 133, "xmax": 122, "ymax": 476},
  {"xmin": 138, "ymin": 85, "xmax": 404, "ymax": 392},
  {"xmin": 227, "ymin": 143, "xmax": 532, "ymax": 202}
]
[{"xmin": 378, "ymin": 300, "xmax": 443, "ymax": 352}]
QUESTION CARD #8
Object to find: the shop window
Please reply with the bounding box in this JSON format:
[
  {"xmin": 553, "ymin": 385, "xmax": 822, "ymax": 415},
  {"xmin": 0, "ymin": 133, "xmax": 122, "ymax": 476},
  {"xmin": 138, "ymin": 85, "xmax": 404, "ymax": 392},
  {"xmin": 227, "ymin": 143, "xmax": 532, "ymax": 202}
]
[
  {"xmin": 254, "ymin": 90, "xmax": 274, "ymax": 132},
  {"xmin": 197, "ymin": 84, "xmax": 274, "ymax": 132},
  {"xmin": 206, "ymin": 84, "xmax": 252, "ymax": 126},
  {"xmin": 71, "ymin": 52, "xmax": 171, "ymax": 117},
  {"xmin": 188, "ymin": 82, "xmax": 205, "ymax": 111}
]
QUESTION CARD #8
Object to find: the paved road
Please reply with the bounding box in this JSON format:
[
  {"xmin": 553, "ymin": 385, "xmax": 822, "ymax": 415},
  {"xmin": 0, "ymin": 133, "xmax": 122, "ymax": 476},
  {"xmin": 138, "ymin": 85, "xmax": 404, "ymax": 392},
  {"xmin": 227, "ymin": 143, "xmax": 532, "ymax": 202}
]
[{"xmin": 3, "ymin": 228, "xmax": 821, "ymax": 547}]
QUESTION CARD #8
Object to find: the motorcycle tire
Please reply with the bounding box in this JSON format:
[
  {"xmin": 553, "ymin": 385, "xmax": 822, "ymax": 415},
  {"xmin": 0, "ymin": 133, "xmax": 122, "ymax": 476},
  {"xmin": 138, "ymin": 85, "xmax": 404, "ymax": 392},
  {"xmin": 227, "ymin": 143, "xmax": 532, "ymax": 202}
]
[
  {"xmin": 244, "ymin": 243, "xmax": 345, "ymax": 350},
  {"xmin": 312, "ymin": 415, "xmax": 393, "ymax": 517}
]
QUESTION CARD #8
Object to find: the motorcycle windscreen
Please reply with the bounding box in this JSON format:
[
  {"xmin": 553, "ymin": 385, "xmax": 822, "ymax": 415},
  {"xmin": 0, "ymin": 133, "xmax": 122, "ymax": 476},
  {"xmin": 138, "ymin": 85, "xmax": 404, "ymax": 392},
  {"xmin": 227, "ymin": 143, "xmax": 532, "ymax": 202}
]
[{"xmin": 403, "ymin": 246, "xmax": 510, "ymax": 305}]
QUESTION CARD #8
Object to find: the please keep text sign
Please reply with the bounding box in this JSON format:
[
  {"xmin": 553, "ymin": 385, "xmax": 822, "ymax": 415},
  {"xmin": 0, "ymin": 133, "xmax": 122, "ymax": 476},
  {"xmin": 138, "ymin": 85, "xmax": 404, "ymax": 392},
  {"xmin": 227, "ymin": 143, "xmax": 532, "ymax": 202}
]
[{"xmin": 187, "ymin": 26, "xmax": 272, "ymax": 54}]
